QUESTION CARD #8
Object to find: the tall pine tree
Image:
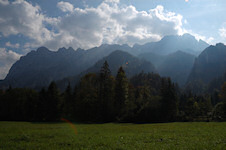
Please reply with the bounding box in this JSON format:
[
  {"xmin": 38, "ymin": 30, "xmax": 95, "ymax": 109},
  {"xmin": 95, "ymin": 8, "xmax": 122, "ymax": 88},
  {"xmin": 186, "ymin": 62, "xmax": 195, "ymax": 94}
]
[
  {"xmin": 99, "ymin": 61, "xmax": 115, "ymax": 122},
  {"xmin": 77, "ymin": 73, "xmax": 100, "ymax": 122},
  {"xmin": 46, "ymin": 82, "xmax": 61, "ymax": 121},
  {"xmin": 160, "ymin": 78, "xmax": 178, "ymax": 122},
  {"xmin": 115, "ymin": 67, "xmax": 129, "ymax": 121},
  {"xmin": 61, "ymin": 83, "xmax": 74, "ymax": 120},
  {"xmin": 219, "ymin": 82, "xmax": 226, "ymax": 120}
]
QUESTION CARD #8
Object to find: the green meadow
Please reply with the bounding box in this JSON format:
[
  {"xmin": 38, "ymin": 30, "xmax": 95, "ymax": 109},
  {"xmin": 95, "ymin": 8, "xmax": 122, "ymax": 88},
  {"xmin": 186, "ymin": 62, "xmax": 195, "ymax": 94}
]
[{"xmin": 0, "ymin": 122, "xmax": 226, "ymax": 150}]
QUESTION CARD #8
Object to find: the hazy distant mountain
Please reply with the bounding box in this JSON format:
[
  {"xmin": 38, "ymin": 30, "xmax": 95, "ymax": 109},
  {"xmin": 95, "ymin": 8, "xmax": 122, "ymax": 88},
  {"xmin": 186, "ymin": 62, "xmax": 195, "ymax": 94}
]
[
  {"xmin": 0, "ymin": 33, "xmax": 209, "ymax": 89},
  {"xmin": 133, "ymin": 33, "xmax": 209, "ymax": 56},
  {"xmin": 138, "ymin": 52, "xmax": 166, "ymax": 68},
  {"xmin": 85, "ymin": 50, "xmax": 156, "ymax": 76},
  {"xmin": 158, "ymin": 51, "xmax": 195, "ymax": 86},
  {"xmin": 138, "ymin": 51, "xmax": 196, "ymax": 86},
  {"xmin": 0, "ymin": 44, "xmax": 146, "ymax": 89},
  {"xmin": 79, "ymin": 43, "xmax": 133, "ymax": 65},
  {"xmin": 187, "ymin": 43, "xmax": 226, "ymax": 88},
  {"xmin": 1, "ymin": 47, "xmax": 85, "ymax": 88},
  {"xmin": 57, "ymin": 50, "xmax": 156, "ymax": 90},
  {"xmin": 1, "ymin": 44, "xmax": 133, "ymax": 89}
]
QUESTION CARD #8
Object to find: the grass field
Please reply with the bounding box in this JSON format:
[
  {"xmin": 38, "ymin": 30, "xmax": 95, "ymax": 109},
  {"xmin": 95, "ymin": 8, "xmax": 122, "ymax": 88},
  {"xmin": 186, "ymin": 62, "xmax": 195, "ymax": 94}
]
[{"xmin": 0, "ymin": 122, "xmax": 226, "ymax": 150}]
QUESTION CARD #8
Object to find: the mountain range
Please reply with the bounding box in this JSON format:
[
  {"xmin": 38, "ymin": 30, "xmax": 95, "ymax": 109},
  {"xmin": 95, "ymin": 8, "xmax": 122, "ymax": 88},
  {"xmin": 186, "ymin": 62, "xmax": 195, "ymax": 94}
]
[
  {"xmin": 57, "ymin": 50, "xmax": 156, "ymax": 90},
  {"xmin": 187, "ymin": 43, "xmax": 226, "ymax": 84},
  {"xmin": 158, "ymin": 51, "xmax": 196, "ymax": 86},
  {"xmin": 2, "ymin": 33, "xmax": 225, "ymax": 91},
  {"xmin": 138, "ymin": 51, "xmax": 196, "ymax": 86},
  {"xmin": 186, "ymin": 43, "xmax": 226, "ymax": 93},
  {"xmin": 133, "ymin": 33, "xmax": 208, "ymax": 56},
  {"xmin": 1, "ymin": 45, "xmax": 131, "ymax": 89}
]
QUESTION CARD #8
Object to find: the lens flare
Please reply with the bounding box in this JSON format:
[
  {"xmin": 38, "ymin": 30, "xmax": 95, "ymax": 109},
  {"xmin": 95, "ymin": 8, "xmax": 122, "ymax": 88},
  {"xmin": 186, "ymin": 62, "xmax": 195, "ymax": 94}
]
[{"xmin": 61, "ymin": 118, "xmax": 78, "ymax": 135}]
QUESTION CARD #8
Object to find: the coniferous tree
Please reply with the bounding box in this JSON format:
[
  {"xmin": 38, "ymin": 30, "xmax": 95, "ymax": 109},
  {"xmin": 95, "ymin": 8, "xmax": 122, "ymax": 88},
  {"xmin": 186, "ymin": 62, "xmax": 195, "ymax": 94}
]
[
  {"xmin": 133, "ymin": 86, "xmax": 152, "ymax": 122},
  {"xmin": 121, "ymin": 84, "xmax": 136, "ymax": 122},
  {"xmin": 184, "ymin": 96, "xmax": 196, "ymax": 121},
  {"xmin": 99, "ymin": 61, "xmax": 115, "ymax": 122},
  {"xmin": 160, "ymin": 78, "xmax": 178, "ymax": 122},
  {"xmin": 220, "ymin": 82, "xmax": 226, "ymax": 103},
  {"xmin": 197, "ymin": 95, "xmax": 212, "ymax": 118},
  {"xmin": 211, "ymin": 90, "xmax": 220, "ymax": 106},
  {"xmin": 100, "ymin": 61, "xmax": 111, "ymax": 80},
  {"xmin": 72, "ymin": 86, "xmax": 79, "ymax": 121},
  {"xmin": 35, "ymin": 88, "xmax": 48, "ymax": 121},
  {"xmin": 115, "ymin": 67, "xmax": 129, "ymax": 121},
  {"xmin": 219, "ymin": 82, "xmax": 226, "ymax": 119},
  {"xmin": 0, "ymin": 89, "xmax": 4, "ymax": 120},
  {"xmin": 46, "ymin": 82, "xmax": 61, "ymax": 121},
  {"xmin": 25, "ymin": 89, "xmax": 39, "ymax": 121},
  {"xmin": 61, "ymin": 83, "xmax": 74, "ymax": 120},
  {"xmin": 77, "ymin": 73, "xmax": 100, "ymax": 122}
]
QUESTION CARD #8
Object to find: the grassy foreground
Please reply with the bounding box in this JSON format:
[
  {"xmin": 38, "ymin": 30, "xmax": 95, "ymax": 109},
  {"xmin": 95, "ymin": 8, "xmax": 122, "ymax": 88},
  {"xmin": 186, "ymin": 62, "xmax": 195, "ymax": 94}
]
[{"xmin": 0, "ymin": 122, "xmax": 226, "ymax": 150}]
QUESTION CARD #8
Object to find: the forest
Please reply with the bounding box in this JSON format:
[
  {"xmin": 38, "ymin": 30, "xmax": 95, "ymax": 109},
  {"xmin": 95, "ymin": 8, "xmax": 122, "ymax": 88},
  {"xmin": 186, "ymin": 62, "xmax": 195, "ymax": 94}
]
[{"xmin": 0, "ymin": 61, "xmax": 226, "ymax": 123}]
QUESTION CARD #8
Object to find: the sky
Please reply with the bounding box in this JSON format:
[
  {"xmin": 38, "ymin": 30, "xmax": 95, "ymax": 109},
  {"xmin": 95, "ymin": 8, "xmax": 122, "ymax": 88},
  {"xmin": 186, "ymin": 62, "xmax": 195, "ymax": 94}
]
[{"xmin": 0, "ymin": 0, "xmax": 226, "ymax": 79}]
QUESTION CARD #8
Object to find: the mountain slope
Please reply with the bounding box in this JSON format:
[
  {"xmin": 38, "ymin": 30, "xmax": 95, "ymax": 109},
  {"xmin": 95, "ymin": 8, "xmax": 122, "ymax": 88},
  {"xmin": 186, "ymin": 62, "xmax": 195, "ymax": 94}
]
[
  {"xmin": 0, "ymin": 33, "xmax": 209, "ymax": 89},
  {"xmin": 138, "ymin": 52, "xmax": 166, "ymax": 68},
  {"xmin": 158, "ymin": 51, "xmax": 195, "ymax": 86},
  {"xmin": 2, "ymin": 47, "xmax": 85, "ymax": 88},
  {"xmin": 57, "ymin": 50, "xmax": 156, "ymax": 90},
  {"xmin": 1, "ymin": 44, "xmax": 133, "ymax": 89},
  {"xmin": 133, "ymin": 33, "xmax": 209, "ymax": 56},
  {"xmin": 85, "ymin": 50, "xmax": 156, "ymax": 76},
  {"xmin": 187, "ymin": 43, "xmax": 226, "ymax": 88}
]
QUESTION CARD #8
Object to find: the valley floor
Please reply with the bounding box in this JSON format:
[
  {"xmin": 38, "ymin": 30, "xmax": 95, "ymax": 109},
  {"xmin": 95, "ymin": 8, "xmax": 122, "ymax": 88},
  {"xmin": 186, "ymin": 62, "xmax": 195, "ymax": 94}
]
[{"xmin": 0, "ymin": 122, "xmax": 225, "ymax": 150}]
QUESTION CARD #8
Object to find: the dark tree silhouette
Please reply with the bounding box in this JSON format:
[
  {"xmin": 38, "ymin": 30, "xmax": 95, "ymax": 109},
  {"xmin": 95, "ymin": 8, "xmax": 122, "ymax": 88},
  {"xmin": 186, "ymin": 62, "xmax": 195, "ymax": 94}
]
[
  {"xmin": 115, "ymin": 67, "xmax": 129, "ymax": 121},
  {"xmin": 46, "ymin": 82, "xmax": 61, "ymax": 121},
  {"xmin": 160, "ymin": 78, "xmax": 178, "ymax": 122},
  {"xmin": 99, "ymin": 61, "xmax": 115, "ymax": 122},
  {"xmin": 0, "ymin": 62, "xmax": 224, "ymax": 123}
]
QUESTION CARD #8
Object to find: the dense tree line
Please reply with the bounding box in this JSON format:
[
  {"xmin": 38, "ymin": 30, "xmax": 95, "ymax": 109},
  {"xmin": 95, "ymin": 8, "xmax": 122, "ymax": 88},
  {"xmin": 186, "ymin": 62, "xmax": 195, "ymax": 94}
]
[{"xmin": 0, "ymin": 61, "xmax": 226, "ymax": 122}]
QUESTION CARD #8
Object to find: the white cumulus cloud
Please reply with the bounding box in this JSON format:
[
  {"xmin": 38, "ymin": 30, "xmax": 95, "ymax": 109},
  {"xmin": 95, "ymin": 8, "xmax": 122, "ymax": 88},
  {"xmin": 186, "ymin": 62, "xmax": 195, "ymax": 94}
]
[
  {"xmin": 104, "ymin": 0, "xmax": 120, "ymax": 3},
  {"xmin": 0, "ymin": 0, "xmax": 185, "ymax": 50},
  {"xmin": 218, "ymin": 23, "xmax": 226, "ymax": 44},
  {"xmin": 42, "ymin": 1, "xmax": 184, "ymax": 49},
  {"xmin": 0, "ymin": 48, "xmax": 21, "ymax": 79},
  {"xmin": 0, "ymin": 0, "xmax": 54, "ymax": 47},
  {"xmin": 57, "ymin": 1, "xmax": 74, "ymax": 13},
  {"xmin": 5, "ymin": 41, "xmax": 20, "ymax": 48},
  {"xmin": 219, "ymin": 27, "xmax": 226, "ymax": 38}
]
